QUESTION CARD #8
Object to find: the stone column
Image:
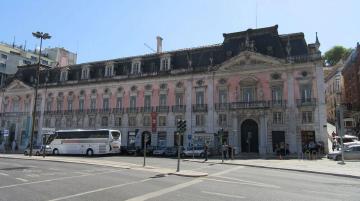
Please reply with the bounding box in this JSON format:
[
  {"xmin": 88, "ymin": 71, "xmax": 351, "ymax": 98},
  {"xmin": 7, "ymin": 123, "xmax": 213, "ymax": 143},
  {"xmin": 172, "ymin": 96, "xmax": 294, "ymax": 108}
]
[
  {"xmin": 315, "ymin": 63, "xmax": 328, "ymax": 152},
  {"xmin": 207, "ymin": 75, "xmax": 214, "ymax": 133},
  {"xmin": 232, "ymin": 113, "xmax": 240, "ymax": 154},
  {"xmin": 287, "ymin": 71, "xmax": 298, "ymax": 154},
  {"xmin": 259, "ymin": 115, "xmax": 267, "ymax": 155},
  {"xmin": 185, "ymin": 79, "xmax": 193, "ymax": 149}
]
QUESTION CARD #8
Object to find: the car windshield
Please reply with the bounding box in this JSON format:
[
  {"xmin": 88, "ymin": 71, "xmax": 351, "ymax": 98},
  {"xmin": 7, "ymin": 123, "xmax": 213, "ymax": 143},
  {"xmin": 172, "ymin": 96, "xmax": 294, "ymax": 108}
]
[{"xmin": 111, "ymin": 131, "xmax": 120, "ymax": 140}]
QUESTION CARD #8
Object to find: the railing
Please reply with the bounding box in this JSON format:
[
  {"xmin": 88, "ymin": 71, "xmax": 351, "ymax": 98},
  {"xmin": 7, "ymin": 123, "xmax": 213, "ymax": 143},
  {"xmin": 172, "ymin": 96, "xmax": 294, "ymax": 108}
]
[
  {"xmin": 296, "ymin": 98, "xmax": 317, "ymax": 107},
  {"xmin": 192, "ymin": 104, "xmax": 208, "ymax": 112},
  {"xmin": 215, "ymin": 103, "xmax": 230, "ymax": 111},
  {"xmin": 112, "ymin": 108, "xmax": 125, "ymax": 114},
  {"xmin": 126, "ymin": 107, "xmax": 139, "ymax": 113},
  {"xmin": 156, "ymin": 106, "xmax": 169, "ymax": 113},
  {"xmin": 87, "ymin": 109, "xmax": 98, "ymax": 114},
  {"xmin": 98, "ymin": 108, "xmax": 111, "ymax": 113},
  {"xmin": 172, "ymin": 105, "xmax": 186, "ymax": 113},
  {"xmin": 269, "ymin": 100, "xmax": 287, "ymax": 108},
  {"xmin": 141, "ymin": 106, "xmax": 154, "ymax": 113},
  {"xmin": 63, "ymin": 110, "xmax": 74, "ymax": 115},
  {"xmin": 230, "ymin": 101, "xmax": 269, "ymax": 109}
]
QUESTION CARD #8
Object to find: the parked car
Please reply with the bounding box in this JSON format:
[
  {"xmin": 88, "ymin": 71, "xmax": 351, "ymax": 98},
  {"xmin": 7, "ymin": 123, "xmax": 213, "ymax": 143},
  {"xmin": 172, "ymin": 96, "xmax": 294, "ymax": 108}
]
[
  {"xmin": 183, "ymin": 147, "xmax": 210, "ymax": 158},
  {"xmin": 164, "ymin": 147, "xmax": 184, "ymax": 157},
  {"xmin": 327, "ymin": 144, "xmax": 360, "ymax": 160},
  {"xmin": 153, "ymin": 147, "xmax": 166, "ymax": 156},
  {"xmin": 24, "ymin": 145, "xmax": 52, "ymax": 156}
]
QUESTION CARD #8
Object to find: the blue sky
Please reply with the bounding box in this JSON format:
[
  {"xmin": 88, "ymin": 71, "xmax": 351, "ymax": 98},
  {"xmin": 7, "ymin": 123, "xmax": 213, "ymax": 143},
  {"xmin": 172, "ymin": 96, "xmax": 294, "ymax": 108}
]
[{"xmin": 1, "ymin": 0, "xmax": 359, "ymax": 63}]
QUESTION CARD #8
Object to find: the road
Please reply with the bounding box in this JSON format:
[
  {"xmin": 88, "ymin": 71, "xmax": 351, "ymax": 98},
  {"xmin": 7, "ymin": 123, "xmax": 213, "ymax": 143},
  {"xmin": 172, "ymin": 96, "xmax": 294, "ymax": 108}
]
[{"xmin": 0, "ymin": 157, "xmax": 359, "ymax": 201}]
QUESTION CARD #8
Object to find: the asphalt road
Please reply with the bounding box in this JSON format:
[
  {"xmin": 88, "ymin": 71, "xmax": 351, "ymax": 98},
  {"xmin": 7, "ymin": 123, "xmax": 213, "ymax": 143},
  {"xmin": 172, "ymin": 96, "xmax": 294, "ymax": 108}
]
[{"xmin": 0, "ymin": 157, "xmax": 359, "ymax": 201}]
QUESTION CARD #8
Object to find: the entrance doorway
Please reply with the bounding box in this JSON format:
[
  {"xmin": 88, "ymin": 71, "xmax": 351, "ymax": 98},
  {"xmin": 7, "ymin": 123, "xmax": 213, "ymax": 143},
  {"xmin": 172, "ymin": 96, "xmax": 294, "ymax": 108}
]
[
  {"xmin": 272, "ymin": 131, "xmax": 285, "ymax": 152},
  {"xmin": 241, "ymin": 119, "xmax": 259, "ymax": 152}
]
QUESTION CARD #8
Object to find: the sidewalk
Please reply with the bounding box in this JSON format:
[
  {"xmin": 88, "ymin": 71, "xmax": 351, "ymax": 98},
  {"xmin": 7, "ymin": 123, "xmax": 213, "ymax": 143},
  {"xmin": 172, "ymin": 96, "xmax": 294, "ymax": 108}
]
[
  {"xmin": 0, "ymin": 154, "xmax": 208, "ymax": 177},
  {"xmin": 185, "ymin": 157, "xmax": 360, "ymax": 179}
]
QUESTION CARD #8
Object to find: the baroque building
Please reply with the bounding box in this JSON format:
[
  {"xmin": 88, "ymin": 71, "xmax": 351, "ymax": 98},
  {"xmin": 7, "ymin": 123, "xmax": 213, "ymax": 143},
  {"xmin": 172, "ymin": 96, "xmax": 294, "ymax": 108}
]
[{"xmin": 0, "ymin": 25, "xmax": 328, "ymax": 155}]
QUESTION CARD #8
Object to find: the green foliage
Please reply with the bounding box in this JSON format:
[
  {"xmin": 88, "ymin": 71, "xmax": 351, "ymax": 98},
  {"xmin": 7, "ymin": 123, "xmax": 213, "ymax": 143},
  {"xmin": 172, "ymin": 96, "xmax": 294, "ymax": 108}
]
[{"xmin": 324, "ymin": 46, "xmax": 352, "ymax": 66}]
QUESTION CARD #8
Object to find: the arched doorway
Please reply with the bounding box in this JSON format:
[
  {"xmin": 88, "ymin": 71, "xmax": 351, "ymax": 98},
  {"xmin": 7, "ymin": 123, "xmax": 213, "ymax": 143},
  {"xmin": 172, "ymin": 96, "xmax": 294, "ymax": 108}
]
[{"xmin": 241, "ymin": 119, "xmax": 259, "ymax": 153}]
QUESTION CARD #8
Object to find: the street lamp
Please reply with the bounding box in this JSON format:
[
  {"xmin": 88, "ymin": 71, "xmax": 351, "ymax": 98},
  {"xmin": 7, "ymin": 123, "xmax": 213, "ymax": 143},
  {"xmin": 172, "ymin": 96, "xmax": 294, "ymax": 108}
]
[{"xmin": 29, "ymin": 32, "xmax": 51, "ymax": 157}]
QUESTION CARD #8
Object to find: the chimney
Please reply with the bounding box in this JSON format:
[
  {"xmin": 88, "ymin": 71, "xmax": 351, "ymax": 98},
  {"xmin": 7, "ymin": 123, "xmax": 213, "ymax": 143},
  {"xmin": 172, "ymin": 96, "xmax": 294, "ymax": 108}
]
[{"xmin": 156, "ymin": 36, "xmax": 163, "ymax": 53}]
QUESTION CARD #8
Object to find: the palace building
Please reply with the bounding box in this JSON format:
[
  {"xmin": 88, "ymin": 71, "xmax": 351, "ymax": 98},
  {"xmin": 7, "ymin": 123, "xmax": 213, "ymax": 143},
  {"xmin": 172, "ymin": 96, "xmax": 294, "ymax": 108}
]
[{"xmin": 0, "ymin": 25, "xmax": 328, "ymax": 155}]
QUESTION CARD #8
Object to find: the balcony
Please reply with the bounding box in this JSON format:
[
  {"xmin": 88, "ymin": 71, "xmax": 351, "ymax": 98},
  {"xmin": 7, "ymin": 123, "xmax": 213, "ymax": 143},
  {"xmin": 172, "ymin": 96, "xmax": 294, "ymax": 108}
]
[
  {"xmin": 156, "ymin": 106, "xmax": 169, "ymax": 113},
  {"xmin": 98, "ymin": 108, "xmax": 111, "ymax": 114},
  {"xmin": 172, "ymin": 105, "xmax": 186, "ymax": 113},
  {"xmin": 141, "ymin": 106, "xmax": 154, "ymax": 113},
  {"xmin": 230, "ymin": 101, "xmax": 269, "ymax": 109},
  {"xmin": 87, "ymin": 108, "xmax": 97, "ymax": 114},
  {"xmin": 112, "ymin": 108, "xmax": 125, "ymax": 114},
  {"xmin": 192, "ymin": 104, "xmax": 208, "ymax": 112},
  {"xmin": 215, "ymin": 103, "xmax": 230, "ymax": 111},
  {"xmin": 63, "ymin": 110, "xmax": 74, "ymax": 115},
  {"xmin": 74, "ymin": 109, "xmax": 86, "ymax": 114},
  {"xmin": 296, "ymin": 98, "xmax": 317, "ymax": 107},
  {"xmin": 269, "ymin": 100, "xmax": 287, "ymax": 108},
  {"xmin": 126, "ymin": 107, "xmax": 139, "ymax": 113}
]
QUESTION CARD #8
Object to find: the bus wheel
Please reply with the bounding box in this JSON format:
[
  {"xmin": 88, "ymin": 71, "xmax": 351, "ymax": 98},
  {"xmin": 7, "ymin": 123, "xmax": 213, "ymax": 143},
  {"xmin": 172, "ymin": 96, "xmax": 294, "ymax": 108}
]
[
  {"xmin": 53, "ymin": 149, "xmax": 59, "ymax": 155},
  {"xmin": 86, "ymin": 149, "xmax": 94, "ymax": 157}
]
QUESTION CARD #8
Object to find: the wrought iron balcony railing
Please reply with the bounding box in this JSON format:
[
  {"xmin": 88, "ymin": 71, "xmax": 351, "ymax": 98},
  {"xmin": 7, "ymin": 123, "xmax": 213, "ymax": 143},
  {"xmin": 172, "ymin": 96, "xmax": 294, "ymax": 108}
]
[
  {"xmin": 230, "ymin": 101, "xmax": 269, "ymax": 109},
  {"xmin": 192, "ymin": 104, "xmax": 208, "ymax": 112},
  {"xmin": 141, "ymin": 106, "xmax": 154, "ymax": 113},
  {"xmin": 156, "ymin": 106, "xmax": 169, "ymax": 113},
  {"xmin": 172, "ymin": 105, "xmax": 186, "ymax": 113},
  {"xmin": 126, "ymin": 107, "xmax": 139, "ymax": 113},
  {"xmin": 215, "ymin": 103, "xmax": 230, "ymax": 111},
  {"xmin": 296, "ymin": 98, "xmax": 317, "ymax": 107}
]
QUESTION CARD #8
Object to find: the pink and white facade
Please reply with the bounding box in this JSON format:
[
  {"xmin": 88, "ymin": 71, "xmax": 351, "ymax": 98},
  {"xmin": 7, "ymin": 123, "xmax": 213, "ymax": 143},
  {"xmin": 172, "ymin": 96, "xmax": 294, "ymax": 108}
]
[{"xmin": 0, "ymin": 25, "xmax": 328, "ymax": 155}]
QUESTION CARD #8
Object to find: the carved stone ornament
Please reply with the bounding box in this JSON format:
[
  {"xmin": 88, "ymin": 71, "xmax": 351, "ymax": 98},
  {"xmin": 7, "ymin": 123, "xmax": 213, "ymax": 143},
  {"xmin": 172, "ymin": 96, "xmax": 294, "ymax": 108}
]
[
  {"xmin": 160, "ymin": 83, "xmax": 167, "ymax": 90},
  {"xmin": 218, "ymin": 78, "xmax": 227, "ymax": 85},
  {"xmin": 176, "ymin": 82, "xmax": 183, "ymax": 88},
  {"xmin": 271, "ymin": 73, "xmax": 281, "ymax": 80},
  {"xmin": 117, "ymin": 87, "xmax": 123, "ymax": 93},
  {"xmin": 196, "ymin": 80, "xmax": 204, "ymax": 86},
  {"xmin": 131, "ymin": 85, "xmax": 137, "ymax": 92}
]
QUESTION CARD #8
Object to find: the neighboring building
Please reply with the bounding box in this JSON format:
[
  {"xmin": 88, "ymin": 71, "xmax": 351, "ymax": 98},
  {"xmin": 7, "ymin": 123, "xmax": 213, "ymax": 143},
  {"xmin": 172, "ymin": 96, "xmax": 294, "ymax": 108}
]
[
  {"xmin": 0, "ymin": 42, "xmax": 77, "ymax": 87},
  {"xmin": 324, "ymin": 60, "xmax": 345, "ymax": 124},
  {"xmin": 342, "ymin": 42, "xmax": 360, "ymax": 135},
  {"xmin": 0, "ymin": 25, "xmax": 328, "ymax": 155}
]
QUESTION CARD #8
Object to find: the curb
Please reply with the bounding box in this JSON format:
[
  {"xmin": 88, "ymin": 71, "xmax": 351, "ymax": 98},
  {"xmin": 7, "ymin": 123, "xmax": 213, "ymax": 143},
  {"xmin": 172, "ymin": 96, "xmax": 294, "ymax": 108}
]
[{"xmin": 183, "ymin": 159, "xmax": 360, "ymax": 180}]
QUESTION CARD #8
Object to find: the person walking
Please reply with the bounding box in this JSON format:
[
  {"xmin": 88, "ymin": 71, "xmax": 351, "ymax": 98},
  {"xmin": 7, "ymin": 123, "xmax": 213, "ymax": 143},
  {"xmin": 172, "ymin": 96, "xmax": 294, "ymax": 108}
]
[
  {"xmin": 204, "ymin": 143, "xmax": 208, "ymax": 161},
  {"xmin": 223, "ymin": 142, "xmax": 228, "ymax": 160}
]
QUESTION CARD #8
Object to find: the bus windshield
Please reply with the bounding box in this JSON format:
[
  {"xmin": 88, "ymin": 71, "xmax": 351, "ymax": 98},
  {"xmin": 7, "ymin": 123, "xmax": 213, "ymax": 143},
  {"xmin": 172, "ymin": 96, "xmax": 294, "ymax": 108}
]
[{"xmin": 111, "ymin": 131, "xmax": 120, "ymax": 140}]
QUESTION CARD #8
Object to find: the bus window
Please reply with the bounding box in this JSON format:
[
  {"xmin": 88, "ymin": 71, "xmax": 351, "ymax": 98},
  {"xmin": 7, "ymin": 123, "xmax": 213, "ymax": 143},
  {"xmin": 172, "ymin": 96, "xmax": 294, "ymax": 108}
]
[{"xmin": 111, "ymin": 131, "xmax": 120, "ymax": 140}]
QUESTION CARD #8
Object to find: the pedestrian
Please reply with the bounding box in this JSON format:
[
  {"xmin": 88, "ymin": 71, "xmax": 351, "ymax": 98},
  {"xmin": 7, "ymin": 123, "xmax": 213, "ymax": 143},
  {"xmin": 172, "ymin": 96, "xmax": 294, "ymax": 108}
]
[
  {"xmin": 12, "ymin": 140, "xmax": 16, "ymax": 152},
  {"xmin": 223, "ymin": 142, "xmax": 228, "ymax": 160},
  {"xmin": 204, "ymin": 143, "xmax": 208, "ymax": 161}
]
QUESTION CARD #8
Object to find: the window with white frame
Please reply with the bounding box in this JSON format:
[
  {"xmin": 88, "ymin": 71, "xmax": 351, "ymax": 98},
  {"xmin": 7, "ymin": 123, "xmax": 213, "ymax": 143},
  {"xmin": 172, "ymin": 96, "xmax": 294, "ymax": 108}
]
[
  {"xmin": 159, "ymin": 94, "xmax": 167, "ymax": 106},
  {"xmin": 273, "ymin": 112, "xmax": 283, "ymax": 124},
  {"xmin": 302, "ymin": 111, "xmax": 313, "ymax": 123},
  {"xmin": 160, "ymin": 57, "xmax": 170, "ymax": 71},
  {"xmin": 90, "ymin": 98, "xmax": 96, "ymax": 110},
  {"xmin": 175, "ymin": 93, "xmax": 183, "ymax": 105},
  {"xmin": 12, "ymin": 100, "xmax": 19, "ymax": 112},
  {"xmin": 271, "ymin": 86, "xmax": 283, "ymax": 102},
  {"xmin": 131, "ymin": 61, "xmax": 141, "ymax": 74},
  {"xmin": 158, "ymin": 116, "xmax": 167, "ymax": 126},
  {"xmin": 67, "ymin": 99, "xmax": 73, "ymax": 111},
  {"xmin": 105, "ymin": 65, "xmax": 114, "ymax": 77},
  {"xmin": 300, "ymin": 85, "xmax": 312, "ymax": 102},
  {"xmin": 116, "ymin": 97, "xmax": 122, "ymax": 109},
  {"xmin": 196, "ymin": 114, "xmax": 205, "ymax": 126},
  {"xmin": 144, "ymin": 95, "xmax": 151, "ymax": 107},
  {"xmin": 103, "ymin": 98, "xmax": 109, "ymax": 110},
  {"xmin": 218, "ymin": 114, "xmax": 227, "ymax": 126},
  {"xmin": 60, "ymin": 70, "xmax": 68, "ymax": 81},
  {"xmin": 196, "ymin": 91, "xmax": 204, "ymax": 105},
  {"xmin": 130, "ymin": 96, "xmax": 136, "ymax": 108},
  {"xmin": 79, "ymin": 99, "xmax": 84, "ymax": 111},
  {"xmin": 115, "ymin": 116, "xmax": 122, "ymax": 126},
  {"xmin": 81, "ymin": 67, "xmax": 89, "ymax": 79},
  {"xmin": 57, "ymin": 100, "xmax": 63, "ymax": 111},
  {"xmin": 241, "ymin": 86, "xmax": 255, "ymax": 102},
  {"xmin": 218, "ymin": 89, "xmax": 228, "ymax": 104}
]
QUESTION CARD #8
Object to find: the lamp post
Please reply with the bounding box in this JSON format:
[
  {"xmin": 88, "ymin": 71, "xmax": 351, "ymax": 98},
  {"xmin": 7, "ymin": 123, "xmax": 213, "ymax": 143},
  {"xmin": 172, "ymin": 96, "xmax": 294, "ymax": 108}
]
[{"xmin": 29, "ymin": 32, "xmax": 51, "ymax": 157}]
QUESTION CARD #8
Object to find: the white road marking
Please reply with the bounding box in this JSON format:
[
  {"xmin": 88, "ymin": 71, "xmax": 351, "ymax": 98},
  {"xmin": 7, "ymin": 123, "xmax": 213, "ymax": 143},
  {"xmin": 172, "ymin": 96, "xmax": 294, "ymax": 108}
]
[
  {"xmin": 202, "ymin": 191, "xmax": 245, "ymax": 199},
  {"xmin": 205, "ymin": 178, "xmax": 280, "ymax": 189},
  {"xmin": 49, "ymin": 168, "xmax": 60, "ymax": 171},
  {"xmin": 47, "ymin": 178, "xmax": 152, "ymax": 201},
  {"xmin": 0, "ymin": 172, "xmax": 9, "ymax": 176},
  {"xmin": 26, "ymin": 174, "xmax": 40, "ymax": 178},
  {"xmin": 15, "ymin": 178, "xmax": 28, "ymax": 182},
  {"xmin": 211, "ymin": 166, "xmax": 244, "ymax": 176},
  {"xmin": 303, "ymin": 190, "xmax": 349, "ymax": 197},
  {"xmin": 213, "ymin": 175, "xmax": 281, "ymax": 189},
  {"xmin": 0, "ymin": 169, "xmax": 124, "ymax": 189},
  {"xmin": 124, "ymin": 179, "xmax": 203, "ymax": 201}
]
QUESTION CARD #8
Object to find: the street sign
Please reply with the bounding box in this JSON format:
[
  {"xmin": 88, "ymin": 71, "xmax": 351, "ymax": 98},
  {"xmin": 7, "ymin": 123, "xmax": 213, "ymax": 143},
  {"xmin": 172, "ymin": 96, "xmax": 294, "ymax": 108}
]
[{"xmin": 3, "ymin": 129, "xmax": 9, "ymax": 137}]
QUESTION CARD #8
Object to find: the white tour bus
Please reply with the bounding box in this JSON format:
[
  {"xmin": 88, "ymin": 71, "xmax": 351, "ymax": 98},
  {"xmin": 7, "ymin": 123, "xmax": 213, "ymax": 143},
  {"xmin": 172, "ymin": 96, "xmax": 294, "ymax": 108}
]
[{"xmin": 49, "ymin": 129, "xmax": 121, "ymax": 156}]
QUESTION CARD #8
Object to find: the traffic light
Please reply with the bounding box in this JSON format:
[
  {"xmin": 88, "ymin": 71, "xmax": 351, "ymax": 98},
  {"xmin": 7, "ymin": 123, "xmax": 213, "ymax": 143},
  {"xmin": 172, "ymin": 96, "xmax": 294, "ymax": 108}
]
[{"xmin": 177, "ymin": 119, "xmax": 187, "ymax": 133}]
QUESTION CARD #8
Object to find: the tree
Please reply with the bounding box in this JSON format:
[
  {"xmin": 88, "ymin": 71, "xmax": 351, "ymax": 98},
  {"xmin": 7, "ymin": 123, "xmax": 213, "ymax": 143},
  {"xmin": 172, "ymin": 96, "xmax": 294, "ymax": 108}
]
[{"xmin": 323, "ymin": 46, "xmax": 352, "ymax": 66}]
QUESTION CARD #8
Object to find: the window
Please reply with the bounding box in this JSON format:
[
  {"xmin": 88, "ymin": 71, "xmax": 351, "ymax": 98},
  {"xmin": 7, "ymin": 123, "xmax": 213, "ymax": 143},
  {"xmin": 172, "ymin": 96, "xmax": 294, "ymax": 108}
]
[
  {"xmin": 159, "ymin": 94, "xmax": 167, "ymax": 106},
  {"xmin": 46, "ymin": 101, "xmax": 52, "ymax": 111},
  {"xmin": 273, "ymin": 112, "xmax": 283, "ymax": 124},
  {"xmin": 0, "ymin": 63, "xmax": 6, "ymax": 68},
  {"xmin": 101, "ymin": 116, "xmax": 108, "ymax": 127},
  {"xmin": 129, "ymin": 116, "xmax": 136, "ymax": 127},
  {"xmin": 301, "ymin": 85, "xmax": 312, "ymax": 102},
  {"xmin": 158, "ymin": 132, "xmax": 167, "ymax": 148},
  {"xmin": 158, "ymin": 116, "xmax": 166, "ymax": 126},
  {"xmin": 196, "ymin": 91, "xmax": 204, "ymax": 105},
  {"xmin": 196, "ymin": 114, "xmax": 205, "ymax": 126},
  {"xmin": 79, "ymin": 99, "xmax": 84, "ymax": 111},
  {"xmin": 335, "ymin": 78, "xmax": 340, "ymax": 92},
  {"xmin": 57, "ymin": 100, "xmax": 63, "ymax": 111},
  {"xmin": 45, "ymin": 118, "xmax": 51, "ymax": 127},
  {"xmin": 90, "ymin": 98, "xmax": 96, "ymax": 110},
  {"xmin": 60, "ymin": 71, "xmax": 68, "ymax": 81},
  {"xmin": 131, "ymin": 61, "xmax": 141, "ymax": 74},
  {"xmin": 81, "ymin": 67, "xmax": 89, "ymax": 79},
  {"xmin": 143, "ymin": 116, "xmax": 151, "ymax": 126},
  {"xmin": 115, "ymin": 117, "xmax": 122, "ymax": 126},
  {"xmin": 116, "ymin": 97, "xmax": 122, "ymax": 109},
  {"xmin": 175, "ymin": 93, "xmax": 183, "ymax": 105},
  {"xmin": 89, "ymin": 117, "xmax": 95, "ymax": 127},
  {"xmin": 144, "ymin": 95, "xmax": 151, "ymax": 107},
  {"xmin": 160, "ymin": 57, "xmax": 170, "ymax": 71},
  {"xmin": 219, "ymin": 114, "xmax": 227, "ymax": 126},
  {"xmin": 55, "ymin": 118, "xmax": 61, "ymax": 128},
  {"xmin": 103, "ymin": 98, "xmax": 109, "ymax": 110},
  {"xmin": 218, "ymin": 89, "xmax": 228, "ymax": 104},
  {"xmin": 271, "ymin": 86, "xmax": 283, "ymax": 102},
  {"xmin": 130, "ymin": 96, "xmax": 136, "ymax": 108},
  {"xmin": 242, "ymin": 87, "xmax": 255, "ymax": 102},
  {"xmin": 302, "ymin": 111, "xmax": 313, "ymax": 123},
  {"xmin": 67, "ymin": 100, "xmax": 73, "ymax": 111},
  {"xmin": 30, "ymin": 56, "xmax": 37, "ymax": 61},
  {"xmin": 1, "ymin": 54, "xmax": 7, "ymax": 60},
  {"xmin": 105, "ymin": 65, "xmax": 114, "ymax": 77}
]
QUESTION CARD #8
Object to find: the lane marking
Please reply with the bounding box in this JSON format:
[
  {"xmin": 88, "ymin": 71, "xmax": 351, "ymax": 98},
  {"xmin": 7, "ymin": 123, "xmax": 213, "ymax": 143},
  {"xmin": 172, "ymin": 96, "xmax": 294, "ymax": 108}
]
[
  {"xmin": 0, "ymin": 172, "xmax": 9, "ymax": 176},
  {"xmin": 202, "ymin": 191, "xmax": 245, "ymax": 199},
  {"xmin": 212, "ymin": 175, "xmax": 281, "ymax": 189},
  {"xmin": 303, "ymin": 190, "xmax": 349, "ymax": 197},
  {"xmin": 124, "ymin": 179, "xmax": 203, "ymax": 201},
  {"xmin": 210, "ymin": 166, "xmax": 244, "ymax": 177},
  {"xmin": 48, "ymin": 178, "xmax": 152, "ymax": 201},
  {"xmin": 15, "ymin": 178, "xmax": 28, "ymax": 182},
  {"xmin": 205, "ymin": 178, "xmax": 280, "ymax": 189},
  {"xmin": 0, "ymin": 169, "xmax": 124, "ymax": 189}
]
